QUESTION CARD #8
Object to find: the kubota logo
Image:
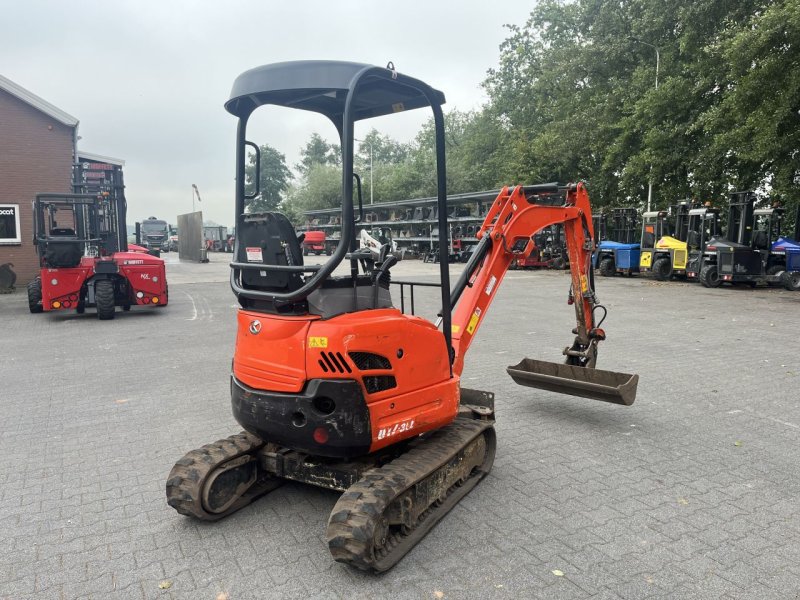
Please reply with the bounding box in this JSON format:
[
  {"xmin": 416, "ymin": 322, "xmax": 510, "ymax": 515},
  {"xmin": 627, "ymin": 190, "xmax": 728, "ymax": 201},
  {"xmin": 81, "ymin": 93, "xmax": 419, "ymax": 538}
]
[{"xmin": 249, "ymin": 320, "xmax": 262, "ymax": 335}]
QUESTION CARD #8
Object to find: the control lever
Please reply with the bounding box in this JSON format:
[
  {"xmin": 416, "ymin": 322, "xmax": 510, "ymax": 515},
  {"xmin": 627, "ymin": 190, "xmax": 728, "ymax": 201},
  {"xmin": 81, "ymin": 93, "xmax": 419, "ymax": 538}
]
[{"xmin": 373, "ymin": 254, "xmax": 398, "ymax": 308}]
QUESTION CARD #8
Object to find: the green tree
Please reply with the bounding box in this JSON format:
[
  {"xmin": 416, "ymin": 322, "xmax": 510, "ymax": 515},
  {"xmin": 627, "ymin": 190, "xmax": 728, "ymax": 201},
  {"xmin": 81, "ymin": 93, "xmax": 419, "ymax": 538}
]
[
  {"xmin": 699, "ymin": 0, "xmax": 800, "ymax": 211},
  {"xmin": 245, "ymin": 144, "xmax": 292, "ymax": 212},
  {"xmin": 296, "ymin": 133, "xmax": 340, "ymax": 176}
]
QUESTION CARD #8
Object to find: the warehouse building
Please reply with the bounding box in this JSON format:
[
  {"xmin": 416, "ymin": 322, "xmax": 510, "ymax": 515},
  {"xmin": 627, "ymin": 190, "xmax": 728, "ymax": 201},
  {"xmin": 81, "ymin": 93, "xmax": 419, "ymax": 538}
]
[
  {"xmin": 0, "ymin": 75, "xmax": 79, "ymax": 287},
  {"xmin": 0, "ymin": 75, "xmax": 125, "ymax": 289}
]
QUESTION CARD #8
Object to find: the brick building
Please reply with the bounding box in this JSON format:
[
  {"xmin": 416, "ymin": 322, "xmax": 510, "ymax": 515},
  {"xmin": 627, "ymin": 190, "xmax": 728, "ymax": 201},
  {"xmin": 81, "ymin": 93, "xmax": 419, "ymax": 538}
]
[{"xmin": 0, "ymin": 75, "xmax": 79, "ymax": 287}]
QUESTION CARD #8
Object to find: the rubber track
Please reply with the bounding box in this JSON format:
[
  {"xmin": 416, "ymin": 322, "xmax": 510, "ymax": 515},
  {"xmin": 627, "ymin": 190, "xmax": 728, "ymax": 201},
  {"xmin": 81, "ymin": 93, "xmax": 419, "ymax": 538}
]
[
  {"xmin": 326, "ymin": 417, "xmax": 494, "ymax": 571},
  {"xmin": 166, "ymin": 431, "xmax": 273, "ymax": 521}
]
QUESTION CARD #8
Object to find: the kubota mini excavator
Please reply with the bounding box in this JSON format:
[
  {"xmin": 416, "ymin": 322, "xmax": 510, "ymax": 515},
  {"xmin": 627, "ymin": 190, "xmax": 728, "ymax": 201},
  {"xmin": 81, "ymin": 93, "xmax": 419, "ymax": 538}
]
[{"xmin": 166, "ymin": 61, "xmax": 639, "ymax": 572}]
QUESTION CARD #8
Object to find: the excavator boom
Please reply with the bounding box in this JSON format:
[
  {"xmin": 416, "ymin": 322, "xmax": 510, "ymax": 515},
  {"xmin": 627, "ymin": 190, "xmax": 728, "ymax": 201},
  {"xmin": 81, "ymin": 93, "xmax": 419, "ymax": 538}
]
[{"xmin": 450, "ymin": 183, "xmax": 638, "ymax": 405}]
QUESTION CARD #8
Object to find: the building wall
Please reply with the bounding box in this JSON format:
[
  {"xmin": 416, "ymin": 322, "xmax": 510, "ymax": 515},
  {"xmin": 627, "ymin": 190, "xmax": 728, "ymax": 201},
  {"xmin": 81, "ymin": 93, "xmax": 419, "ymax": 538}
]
[{"xmin": 0, "ymin": 88, "xmax": 74, "ymax": 286}]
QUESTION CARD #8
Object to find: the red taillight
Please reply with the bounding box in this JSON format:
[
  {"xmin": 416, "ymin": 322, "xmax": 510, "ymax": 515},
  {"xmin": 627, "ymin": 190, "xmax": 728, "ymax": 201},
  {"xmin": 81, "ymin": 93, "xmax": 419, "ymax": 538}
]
[
  {"xmin": 313, "ymin": 427, "xmax": 329, "ymax": 444},
  {"xmin": 143, "ymin": 297, "xmax": 150, "ymax": 304},
  {"xmin": 707, "ymin": 246, "xmax": 716, "ymax": 251},
  {"xmin": 63, "ymin": 301, "xmax": 71, "ymax": 308}
]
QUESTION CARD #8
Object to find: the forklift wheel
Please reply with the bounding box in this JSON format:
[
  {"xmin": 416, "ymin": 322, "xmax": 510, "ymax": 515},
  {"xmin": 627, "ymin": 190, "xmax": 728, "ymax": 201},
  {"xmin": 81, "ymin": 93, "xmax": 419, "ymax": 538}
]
[
  {"xmin": 782, "ymin": 271, "xmax": 800, "ymax": 291},
  {"xmin": 27, "ymin": 278, "xmax": 43, "ymax": 313},
  {"xmin": 652, "ymin": 257, "xmax": 671, "ymax": 281},
  {"xmin": 766, "ymin": 265, "xmax": 785, "ymax": 286},
  {"xmin": 598, "ymin": 258, "xmax": 615, "ymax": 277},
  {"xmin": 699, "ymin": 264, "xmax": 721, "ymax": 288},
  {"xmin": 95, "ymin": 280, "xmax": 116, "ymax": 320}
]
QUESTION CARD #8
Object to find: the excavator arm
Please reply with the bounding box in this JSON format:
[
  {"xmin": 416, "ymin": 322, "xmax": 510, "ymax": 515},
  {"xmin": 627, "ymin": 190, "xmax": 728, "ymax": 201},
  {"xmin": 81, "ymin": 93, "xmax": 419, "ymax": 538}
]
[{"xmin": 450, "ymin": 183, "xmax": 638, "ymax": 406}]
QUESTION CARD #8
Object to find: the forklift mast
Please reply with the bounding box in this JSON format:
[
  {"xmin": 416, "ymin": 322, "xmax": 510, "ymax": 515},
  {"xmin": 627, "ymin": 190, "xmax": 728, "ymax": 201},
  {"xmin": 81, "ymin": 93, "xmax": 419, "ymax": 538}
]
[
  {"xmin": 592, "ymin": 212, "xmax": 607, "ymax": 241},
  {"xmin": 610, "ymin": 208, "xmax": 638, "ymax": 244},
  {"xmin": 73, "ymin": 160, "xmax": 128, "ymax": 255},
  {"xmin": 726, "ymin": 191, "xmax": 756, "ymax": 246},
  {"xmin": 794, "ymin": 207, "xmax": 800, "ymax": 241},
  {"xmin": 670, "ymin": 201, "xmax": 693, "ymax": 242}
]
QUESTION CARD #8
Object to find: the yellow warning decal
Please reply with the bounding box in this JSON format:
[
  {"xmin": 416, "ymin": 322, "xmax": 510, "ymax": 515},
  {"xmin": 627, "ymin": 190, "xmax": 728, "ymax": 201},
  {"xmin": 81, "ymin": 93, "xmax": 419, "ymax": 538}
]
[
  {"xmin": 309, "ymin": 337, "xmax": 328, "ymax": 348},
  {"xmin": 580, "ymin": 275, "xmax": 588, "ymax": 293},
  {"xmin": 466, "ymin": 308, "xmax": 482, "ymax": 335},
  {"xmin": 466, "ymin": 315, "xmax": 479, "ymax": 334},
  {"xmin": 451, "ymin": 324, "xmax": 460, "ymax": 333}
]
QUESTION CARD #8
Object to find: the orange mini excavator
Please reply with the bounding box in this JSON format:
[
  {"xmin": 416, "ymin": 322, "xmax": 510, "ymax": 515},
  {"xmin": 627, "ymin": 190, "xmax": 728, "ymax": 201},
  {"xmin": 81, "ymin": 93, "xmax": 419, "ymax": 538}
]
[{"xmin": 167, "ymin": 61, "xmax": 639, "ymax": 572}]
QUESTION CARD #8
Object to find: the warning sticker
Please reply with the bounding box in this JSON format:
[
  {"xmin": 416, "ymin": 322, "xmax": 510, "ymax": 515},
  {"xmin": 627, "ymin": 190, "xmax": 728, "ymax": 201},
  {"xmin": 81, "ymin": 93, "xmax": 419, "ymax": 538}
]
[
  {"xmin": 485, "ymin": 275, "xmax": 497, "ymax": 296},
  {"xmin": 580, "ymin": 275, "xmax": 588, "ymax": 293},
  {"xmin": 451, "ymin": 324, "xmax": 461, "ymax": 334},
  {"xmin": 466, "ymin": 307, "xmax": 482, "ymax": 335},
  {"xmin": 246, "ymin": 247, "xmax": 263, "ymax": 262},
  {"xmin": 309, "ymin": 337, "xmax": 328, "ymax": 348}
]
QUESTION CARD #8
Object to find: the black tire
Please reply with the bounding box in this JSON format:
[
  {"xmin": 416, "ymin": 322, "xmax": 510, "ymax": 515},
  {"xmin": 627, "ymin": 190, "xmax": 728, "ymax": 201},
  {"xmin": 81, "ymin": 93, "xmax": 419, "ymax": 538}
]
[
  {"xmin": 551, "ymin": 257, "xmax": 565, "ymax": 270},
  {"xmin": 782, "ymin": 271, "xmax": 800, "ymax": 291},
  {"xmin": 652, "ymin": 257, "xmax": 672, "ymax": 281},
  {"xmin": 598, "ymin": 257, "xmax": 615, "ymax": 277},
  {"xmin": 326, "ymin": 248, "xmax": 332, "ymax": 256},
  {"xmin": 766, "ymin": 264, "xmax": 785, "ymax": 286},
  {"xmin": 95, "ymin": 280, "xmax": 116, "ymax": 320},
  {"xmin": 27, "ymin": 278, "xmax": 43, "ymax": 313},
  {"xmin": 303, "ymin": 248, "xmax": 308, "ymax": 256},
  {"xmin": 699, "ymin": 264, "xmax": 721, "ymax": 288},
  {"xmin": 766, "ymin": 264, "xmax": 785, "ymax": 276}
]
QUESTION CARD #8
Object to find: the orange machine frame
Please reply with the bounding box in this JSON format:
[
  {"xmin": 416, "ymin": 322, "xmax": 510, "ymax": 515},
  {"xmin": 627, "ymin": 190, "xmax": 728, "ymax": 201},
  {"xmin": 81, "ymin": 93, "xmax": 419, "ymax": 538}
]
[{"xmin": 233, "ymin": 184, "xmax": 600, "ymax": 454}]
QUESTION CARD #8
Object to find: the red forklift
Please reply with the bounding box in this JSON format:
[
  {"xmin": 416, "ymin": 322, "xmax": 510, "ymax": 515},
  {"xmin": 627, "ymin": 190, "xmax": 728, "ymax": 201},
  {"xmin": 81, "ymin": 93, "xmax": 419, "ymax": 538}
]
[{"xmin": 27, "ymin": 161, "xmax": 168, "ymax": 319}]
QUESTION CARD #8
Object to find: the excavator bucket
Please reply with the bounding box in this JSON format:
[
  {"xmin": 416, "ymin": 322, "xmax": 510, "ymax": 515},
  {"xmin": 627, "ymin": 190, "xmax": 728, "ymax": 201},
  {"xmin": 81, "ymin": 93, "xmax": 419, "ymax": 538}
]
[{"xmin": 507, "ymin": 358, "xmax": 638, "ymax": 406}]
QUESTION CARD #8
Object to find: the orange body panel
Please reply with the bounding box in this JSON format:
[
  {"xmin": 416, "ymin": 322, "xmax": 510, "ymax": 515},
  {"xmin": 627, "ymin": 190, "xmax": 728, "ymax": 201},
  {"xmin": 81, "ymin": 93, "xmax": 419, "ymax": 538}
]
[
  {"xmin": 306, "ymin": 308, "xmax": 456, "ymax": 451},
  {"xmin": 234, "ymin": 311, "xmax": 316, "ymax": 393},
  {"xmin": 233, "ymin": 307, "xmax": 458, "ymax": 451}
]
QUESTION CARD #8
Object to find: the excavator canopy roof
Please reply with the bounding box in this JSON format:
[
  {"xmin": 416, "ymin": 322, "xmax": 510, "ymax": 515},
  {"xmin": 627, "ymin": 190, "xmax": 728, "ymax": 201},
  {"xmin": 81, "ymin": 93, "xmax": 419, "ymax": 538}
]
[{"xmin": 224, "ymin": 60, "xmax": 446, "ymax": 121}]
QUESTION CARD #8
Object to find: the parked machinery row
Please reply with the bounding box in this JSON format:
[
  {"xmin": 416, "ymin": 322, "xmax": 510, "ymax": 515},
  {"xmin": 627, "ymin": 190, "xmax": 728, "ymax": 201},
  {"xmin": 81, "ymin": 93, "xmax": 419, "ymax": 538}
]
[{"xmin": 593, "ymin": 191, "xmax": 800, "ymax": 291}]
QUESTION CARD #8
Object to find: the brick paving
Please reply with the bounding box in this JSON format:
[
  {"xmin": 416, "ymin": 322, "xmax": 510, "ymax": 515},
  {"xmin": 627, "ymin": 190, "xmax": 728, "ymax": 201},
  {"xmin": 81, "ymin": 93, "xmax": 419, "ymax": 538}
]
[{"xmin": 1, "ymin": 257, "xmax": 799, "ymax": 599}]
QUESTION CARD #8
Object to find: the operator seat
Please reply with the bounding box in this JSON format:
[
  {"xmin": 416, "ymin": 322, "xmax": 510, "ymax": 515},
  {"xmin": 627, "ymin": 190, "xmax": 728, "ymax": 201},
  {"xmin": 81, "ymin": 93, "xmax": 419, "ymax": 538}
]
[
  {"xmin": 236, "ymin": 212, "xmax": 304, "ymax": 294},
  {"xmin": 44, "ymin": 228, "xmax": 82, "ymax": 268},
  {"xmin": 751, "ymin": 229, "xmax": 768, "ymax": 250}
]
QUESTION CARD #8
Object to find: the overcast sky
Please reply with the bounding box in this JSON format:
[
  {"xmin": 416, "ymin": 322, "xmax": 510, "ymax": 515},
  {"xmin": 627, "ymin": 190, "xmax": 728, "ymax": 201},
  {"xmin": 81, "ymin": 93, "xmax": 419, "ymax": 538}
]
[{"xmin": 2, "ymin": 1, "xmax": 535, "ymax": 226}]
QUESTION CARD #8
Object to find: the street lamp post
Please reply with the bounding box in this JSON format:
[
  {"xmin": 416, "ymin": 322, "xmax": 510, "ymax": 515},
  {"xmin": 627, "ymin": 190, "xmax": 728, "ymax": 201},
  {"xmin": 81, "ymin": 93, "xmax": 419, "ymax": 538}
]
[
  {"xmin": 631, "ymin": 38, "xmax": 660, "ymax": 213},
  {"xmin": 355, "ymin": 138, "xmax": 374, "ymax": 204}
]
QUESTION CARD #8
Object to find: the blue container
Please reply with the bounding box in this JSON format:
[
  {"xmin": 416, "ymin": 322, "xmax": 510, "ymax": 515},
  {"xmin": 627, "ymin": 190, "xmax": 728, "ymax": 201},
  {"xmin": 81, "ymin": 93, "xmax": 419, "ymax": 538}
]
[{"xmin": 615, "ymin": 246, "xmax": 641, "ymax": 270}]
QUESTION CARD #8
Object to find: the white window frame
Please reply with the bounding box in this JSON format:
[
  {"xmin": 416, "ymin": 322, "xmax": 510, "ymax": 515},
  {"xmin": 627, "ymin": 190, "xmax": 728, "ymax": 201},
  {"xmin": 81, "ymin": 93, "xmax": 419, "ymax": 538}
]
[{"xmin": 0, "ymin": 204, "xmax": 22, "ymax": 244}]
